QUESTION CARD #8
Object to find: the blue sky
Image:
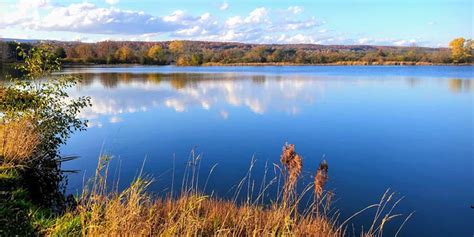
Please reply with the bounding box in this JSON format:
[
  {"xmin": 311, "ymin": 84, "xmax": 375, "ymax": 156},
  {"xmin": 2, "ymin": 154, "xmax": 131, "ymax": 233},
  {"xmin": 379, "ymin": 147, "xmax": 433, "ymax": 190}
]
[{"xmin": 0, "ymin": 0, "xmax": 471, "ymax": 47}]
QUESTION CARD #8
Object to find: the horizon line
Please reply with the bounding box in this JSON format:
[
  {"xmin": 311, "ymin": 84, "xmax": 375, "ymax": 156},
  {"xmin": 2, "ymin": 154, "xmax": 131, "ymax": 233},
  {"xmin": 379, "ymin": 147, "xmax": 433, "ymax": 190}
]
[{"xmin": 0, "ymin": 37, "xmax": 448, "ymax": 49}]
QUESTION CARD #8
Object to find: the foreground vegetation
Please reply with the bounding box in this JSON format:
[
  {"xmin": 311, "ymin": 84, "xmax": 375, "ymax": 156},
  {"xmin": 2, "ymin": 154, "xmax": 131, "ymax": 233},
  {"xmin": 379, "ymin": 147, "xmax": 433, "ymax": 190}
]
[
  {"xmin": 0, "ymin": 45, "xmax": 413, "ymax": 236},
  {"xmin": 47, "ymin": 146, "xmax": 412, "ymax": 236},
  {"xmin": 0, "ymin": 45, "xmax": 90, "ymax": 235},
  {"xmin": 1, "ymin": 37, "xmax": 472, "ymax": 66}
]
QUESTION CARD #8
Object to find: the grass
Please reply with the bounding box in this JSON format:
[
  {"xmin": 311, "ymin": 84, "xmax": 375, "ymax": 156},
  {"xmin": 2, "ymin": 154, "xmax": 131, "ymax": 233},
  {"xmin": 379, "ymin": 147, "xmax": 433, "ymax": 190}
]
[
  {"xmin": 44, "ymin": 145, "xmax": 412, "ymax": 236},
  {"xmin": 0, "ymin": 167, "xmax": 58, "ymax": 236},
  {"xmin": 0, "ymin": 117, "xmax": 40, "ymax": 166}
]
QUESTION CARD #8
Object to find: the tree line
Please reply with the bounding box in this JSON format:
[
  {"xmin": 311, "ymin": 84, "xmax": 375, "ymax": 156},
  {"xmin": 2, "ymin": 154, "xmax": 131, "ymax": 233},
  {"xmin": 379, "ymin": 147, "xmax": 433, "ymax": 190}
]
[{"xmin": 1, "ymin": 38, "xmax": 472, "ymax": 66}]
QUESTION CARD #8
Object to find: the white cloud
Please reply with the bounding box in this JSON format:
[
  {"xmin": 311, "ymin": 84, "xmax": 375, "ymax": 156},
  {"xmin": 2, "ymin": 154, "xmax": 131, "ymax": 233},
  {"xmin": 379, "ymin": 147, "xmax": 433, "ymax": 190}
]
[
  {"xmin": 225, "ymin": 16, "xmax": 243, "ymax": 28},
  {"xmin": 287, "ymin": 6, "xmax": 303, "ymax": 14},
  {"xmin": 0, "ymin": 0, "xmax": 50, "ymax": 28},
  {"xmin": 282, "ymin": 34, "xmax": 315, "ymax": 44},
  {"xmin": 279, "ymin": 17, "xmax": 319, "ymax": 31},
  {"xmin": 244, "ymin": 7, "xmax": 268, "ymax": 24},
  {"xmin": 3, "ymin": 2, "xmax": 183, "ymax": 34},
  {"xmin": 357, "ymin": 38, "xmax": 371, "ymax": 44},
  {"xmin": 0, "ymin": 2, "xmax": 431, "ymax": 46},
  {"xmin": 350, "ymin": 37, "xmax": 426, "ymax": 47},
  {"xmin": 18, "ymin": 0, "xmax": 50, "ymax": 9},
  {"xmin": 0, "ymin": 3, "xmax": 324, "ymax": 44},
  {"xmin": 163, "ymin": 10, "xmax": 188, "ymax": 22},
  {"xmin": 393, "ymin": 39, "xmax": 418, "ymax": 46},
  {"xmin": 175, "ymin": 26, "xmax": 203, "ymax": 36},
  {"xmin": 105, "ymin": 0, "xmax": 119, "ymax": 5},
  {"xmin": 200, "ymin": 13, "xmax": 211, "ymax": 21},
  {"xmin": 219, "ymin": 2, "xmax": 229, "ymax": 11}
]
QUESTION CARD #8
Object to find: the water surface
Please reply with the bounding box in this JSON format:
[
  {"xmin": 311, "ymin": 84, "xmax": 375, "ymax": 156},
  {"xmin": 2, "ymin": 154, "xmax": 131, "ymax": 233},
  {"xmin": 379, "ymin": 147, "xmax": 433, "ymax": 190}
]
[{"xmin": 58, "ymin": 66, "xmax": 473, "ymax": 236}]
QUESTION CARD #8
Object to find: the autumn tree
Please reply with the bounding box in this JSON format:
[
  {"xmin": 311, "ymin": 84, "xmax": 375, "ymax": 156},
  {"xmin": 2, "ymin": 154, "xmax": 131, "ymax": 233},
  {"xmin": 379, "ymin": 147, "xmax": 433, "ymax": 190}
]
[
  {"xmin": 168, "ymin": 40, "xmax": 186, "ymax": 54},
  {"xmin": 115, "ymin": 46, "xmax": 135, "ymax": 63},
  {"xmin": 74, "ymin": 43, "xmax": 96, "ymax": 61},
  {"xmin": 147, "ymin": 45, "xmax": 165, "ymax": 64},
  {"xmin": 66, "ymin": 47, "xmax": 78, "ymax": 59},
  {"xmin": 244, "ymin": 46, "xmax": 270, "ymax": 63},
  {"xmin": 96, "ymin": 41, "xmax": 118, "ymax": 64},
  {"xmin": 2, "ymin": 39, "xmax": 465, "ymax": 66},
  {"xmin": 295, "ymin": 49, "xmax": 308, "ymax": 64},
  {"xmin": 449, "ymin": 37, "xmax": 472, "ymax": 63}
]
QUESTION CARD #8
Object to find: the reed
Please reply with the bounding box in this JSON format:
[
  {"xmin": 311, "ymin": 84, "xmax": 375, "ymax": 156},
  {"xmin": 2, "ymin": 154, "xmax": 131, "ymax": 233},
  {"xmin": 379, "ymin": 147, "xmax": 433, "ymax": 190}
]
[
  {"xmin": 45, "ymin": 144, "xmax": 411, "ymax": 236},
  {"xmin": 314, "ymin": 160, "xmax": 329, "ymax": 199},
  {"xmin": 280, "ymin": 143, "xmax": 302, "ymax": 208}
]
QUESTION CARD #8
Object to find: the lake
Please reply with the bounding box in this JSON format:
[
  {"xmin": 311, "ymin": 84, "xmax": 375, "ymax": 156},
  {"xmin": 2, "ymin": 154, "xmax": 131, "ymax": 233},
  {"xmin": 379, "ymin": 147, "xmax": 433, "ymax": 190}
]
[{"xmin": 58, "ymin": 66, "xmax": 472, "ymax": 236}]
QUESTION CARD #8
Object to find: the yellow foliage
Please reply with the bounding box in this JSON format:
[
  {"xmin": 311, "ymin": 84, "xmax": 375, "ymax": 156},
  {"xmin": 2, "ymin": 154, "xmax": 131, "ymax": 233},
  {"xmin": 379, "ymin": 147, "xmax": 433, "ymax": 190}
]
[
  {"xmin": 147, "ymin": 45, "xmax": 163, "ymax": 59},
  {"xmin": 169, "ymin": 41, "xmax": 185, "ymax": 54},
  {"xmin": 115, "ymin": 46, "xmax": 134, "ymax": 62},
  {"xmin": 449, "ymin": 37, "xmax": 472, "ymax": 63}
]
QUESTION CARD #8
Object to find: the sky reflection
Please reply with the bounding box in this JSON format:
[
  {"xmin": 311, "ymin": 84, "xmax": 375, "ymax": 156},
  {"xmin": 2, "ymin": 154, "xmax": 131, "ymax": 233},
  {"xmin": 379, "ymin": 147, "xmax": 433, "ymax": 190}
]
[{"xmin": 70, "ymin": 72, "xmax": 329, "ymax": 126}]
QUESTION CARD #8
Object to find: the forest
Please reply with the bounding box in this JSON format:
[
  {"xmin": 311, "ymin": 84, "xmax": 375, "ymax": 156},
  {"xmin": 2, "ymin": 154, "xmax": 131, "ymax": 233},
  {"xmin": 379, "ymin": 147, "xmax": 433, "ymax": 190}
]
[{"xmin": 0, "ymin": 37, "xmax": 472, "ymax": 66}]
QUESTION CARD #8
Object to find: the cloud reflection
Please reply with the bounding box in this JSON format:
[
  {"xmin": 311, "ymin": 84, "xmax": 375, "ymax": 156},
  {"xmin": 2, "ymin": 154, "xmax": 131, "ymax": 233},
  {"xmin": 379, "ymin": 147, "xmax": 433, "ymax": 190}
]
[{"xmin": 69, "ymin": 72, "xmax": 324, "ymax": 126}]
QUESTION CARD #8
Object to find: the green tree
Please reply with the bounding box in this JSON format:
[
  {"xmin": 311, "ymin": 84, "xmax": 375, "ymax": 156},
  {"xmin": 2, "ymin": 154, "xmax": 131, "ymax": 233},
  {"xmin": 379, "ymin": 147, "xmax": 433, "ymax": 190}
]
[
  {"xmin": 54, "ymin": 47, "xmax": 67, "ymax": 59},
  {"xmin": 0, "ymin": 44, "xmax": 90, "ymax": 208}
]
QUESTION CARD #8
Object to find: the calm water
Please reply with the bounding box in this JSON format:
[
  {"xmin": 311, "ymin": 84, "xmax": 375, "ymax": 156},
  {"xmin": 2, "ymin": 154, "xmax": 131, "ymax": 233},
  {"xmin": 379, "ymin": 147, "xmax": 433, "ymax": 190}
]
[{"xmin": 55, "ymin": 66, "xmax": 472, "ymax": 236}]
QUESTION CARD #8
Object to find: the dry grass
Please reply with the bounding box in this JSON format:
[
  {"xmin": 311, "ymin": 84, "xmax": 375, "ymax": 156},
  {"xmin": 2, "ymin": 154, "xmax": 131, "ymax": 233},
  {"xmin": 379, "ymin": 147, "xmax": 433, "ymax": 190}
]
[
  {"xmin": 76, "ymin": 179, "xmax": 339, "ymax": 236},
  {"xmin": 0, "ymin": 118, "xmax": 40, "ymax": 165},
  {"xmin": 47, "ymin": 144, "xmax": 411, "ymax": 236}
]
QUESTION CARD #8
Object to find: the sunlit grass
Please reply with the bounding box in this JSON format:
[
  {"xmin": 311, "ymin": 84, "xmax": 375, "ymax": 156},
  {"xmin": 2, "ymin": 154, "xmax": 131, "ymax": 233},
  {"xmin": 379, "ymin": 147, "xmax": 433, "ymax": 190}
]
[
  {"xmin": 0, "ymin": 117, "xmax": 40, "ymax": 166},
  {"xmin": 46, "ymin": 145, "xmax": 412, "ymax": 236}
]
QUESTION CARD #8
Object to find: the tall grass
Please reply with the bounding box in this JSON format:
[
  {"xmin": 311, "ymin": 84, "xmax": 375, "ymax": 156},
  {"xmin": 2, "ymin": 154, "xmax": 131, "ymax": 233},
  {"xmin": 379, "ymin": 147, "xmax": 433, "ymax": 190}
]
[
  {"xmin": 0, "ymin": 117, "xmax": 40, "ymax": 166},
  {"xmin": 48, "ymin": 144, "xmax": 412, "ymax": 236}
]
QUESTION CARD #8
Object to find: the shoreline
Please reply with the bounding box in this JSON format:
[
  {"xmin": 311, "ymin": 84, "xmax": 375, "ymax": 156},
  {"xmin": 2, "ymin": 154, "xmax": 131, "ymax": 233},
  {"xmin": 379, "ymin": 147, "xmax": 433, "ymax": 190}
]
[{"xmin": 58, "ymin": 61, "xmax": 473, "ymax": 68}]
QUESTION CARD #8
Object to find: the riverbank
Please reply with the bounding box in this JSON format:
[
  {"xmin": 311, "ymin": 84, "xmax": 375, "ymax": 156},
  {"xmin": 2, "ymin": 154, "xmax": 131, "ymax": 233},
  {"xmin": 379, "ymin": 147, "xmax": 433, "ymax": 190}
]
[
  {"xmin": 59, "ymin": 61, "xmax": 472, "ymax": 68},
  {"xmin": 202, "ymin": 61, "xmax": 473, "ymax": 66}
]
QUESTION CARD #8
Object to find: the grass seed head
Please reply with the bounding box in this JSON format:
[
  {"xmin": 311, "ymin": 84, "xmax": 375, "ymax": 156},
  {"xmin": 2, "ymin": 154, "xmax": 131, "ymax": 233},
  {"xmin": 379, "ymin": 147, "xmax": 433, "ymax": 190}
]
[
  {"xmin": 314, "ymin": 160, "xmax": 329, "ymax": 198},
  {"xmin": 280, "ymin": 143, "xmax": 302, "ymax": 189}
]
